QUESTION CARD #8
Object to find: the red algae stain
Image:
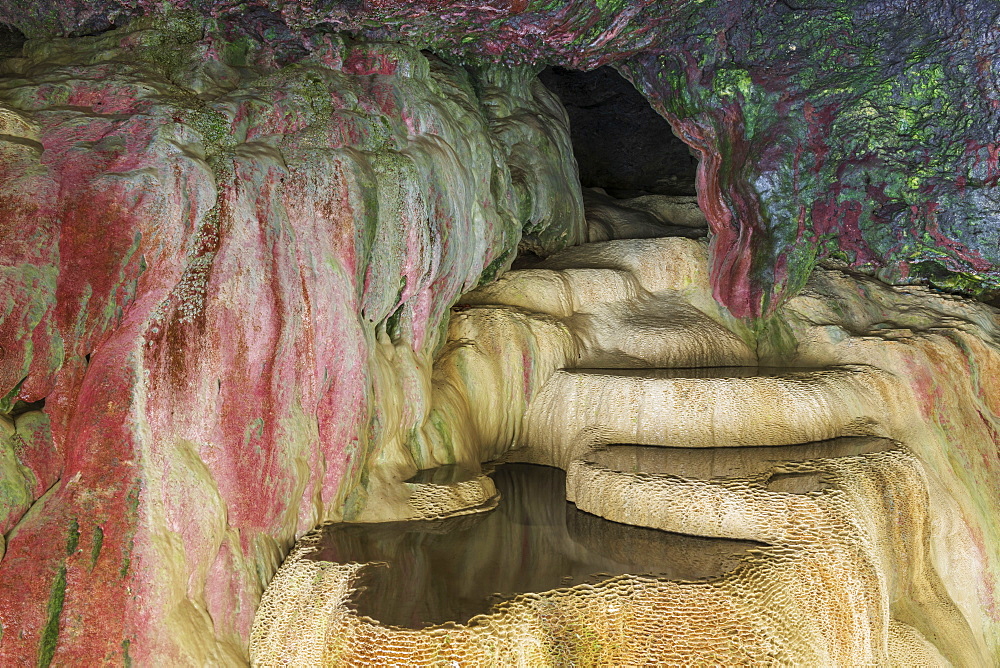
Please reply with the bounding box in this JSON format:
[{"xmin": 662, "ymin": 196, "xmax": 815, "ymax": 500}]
[
  {"xmin": 0, "ymin": 330, "xmax": 144, "ymax": 665},
  {"xmin": 965, "ymin": 520, "xmax": 1000, "ymax": 622},
  {"xmin": 666, "ymin": 108, "xmax": 776, "ymax": 318},
  {"xmin": 917, "ymin": 201, "xmax": 994, "ymax": 272},
  {"xmin": 811, "ymin": 197, "xmax": 876, "ymax": 266},
  {"xmin": 66, "ymin": 85, "xmax": 146, "ymax": 115},
  {"xmin": 54, "ymin": 190, "xmax": 145, "ymax": 349},
  {"xmin": 0, "ymin": 19, "xmax": 636, "ymax": 662},
  {"xmin": 344, "ymin": 49, "xmax": 400, "ymax": 76}
]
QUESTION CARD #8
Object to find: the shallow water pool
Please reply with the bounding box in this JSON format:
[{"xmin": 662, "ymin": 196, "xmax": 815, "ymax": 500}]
[{"xmin": 307, "ymin": 463, "xmax": 762, "ymax": 629}]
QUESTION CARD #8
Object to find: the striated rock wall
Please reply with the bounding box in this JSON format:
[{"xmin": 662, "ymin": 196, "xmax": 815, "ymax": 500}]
[
  {"xmin": 2, "ymin": 3, "xmax": 999, "ymax": 663},
  {"xmin": 0, "ymin": 18, "xmax": 584, "ymax": 663},
  {"xmin": 333, "ymin": 0, "xmax": 1000, "ymax": 316},
  {"xmin": 10, "ymin": 1, "xmax": 990, "ymax": 318}
]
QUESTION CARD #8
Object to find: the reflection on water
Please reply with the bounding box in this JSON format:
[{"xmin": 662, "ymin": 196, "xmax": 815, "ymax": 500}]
[{"xmin": 308, "ymin": 464, "xmax": 763, "ymax": 629}]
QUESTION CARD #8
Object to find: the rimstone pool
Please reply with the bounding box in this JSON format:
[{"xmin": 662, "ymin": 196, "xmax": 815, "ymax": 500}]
[
  {"xmin": 305, "ymin": 463, "xmax": 762, "ymax": 629},
  {"xmin": 250, "ymin": 237, "xmax": 991, "ymax": 666}
]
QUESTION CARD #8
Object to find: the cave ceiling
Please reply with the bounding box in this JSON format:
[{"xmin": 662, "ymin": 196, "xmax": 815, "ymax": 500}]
[{"xmin": 3, "ymin": 0, "xmax": 1000, "ymax": 317}]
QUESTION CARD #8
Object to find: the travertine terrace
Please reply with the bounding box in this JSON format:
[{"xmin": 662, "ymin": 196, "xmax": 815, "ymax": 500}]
[{"xmin": 253, "ymin": 229, "xmax": 998, "ymax": 665}]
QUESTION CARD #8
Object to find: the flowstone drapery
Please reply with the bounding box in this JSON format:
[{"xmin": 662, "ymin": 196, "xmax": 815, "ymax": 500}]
[
  {"xmin": 0, "ymin": 21, "xmax": 584, "ymax": 664},
  {"xmin": 253, "ymin": 231, "xmax": 999, "ymax": 665}
]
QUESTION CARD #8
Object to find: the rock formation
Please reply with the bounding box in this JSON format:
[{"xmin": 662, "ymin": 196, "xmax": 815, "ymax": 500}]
[
  {"xmin": 0, "ymin": 18, "xmax": 583, "ymax": 664},
  {"xmin": 0, "ymin": 2, "xmax": 998, "ymax": 665},
  {"xmin": 4, "ymin": 3, "xmax": 1000, "ymax": 316},
  {"xmin": 255, "ymin": 234, "xmax": 999, "ymax": 665}
]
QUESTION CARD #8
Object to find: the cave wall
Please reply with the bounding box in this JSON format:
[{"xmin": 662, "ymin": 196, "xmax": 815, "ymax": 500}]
[
  {"xmin": 49, "ymin": 0, "xmax": 991, "ymax": 318},
  {"xmin": 0, "ymin": 18, "xmax": 584, "ymax": 663}
]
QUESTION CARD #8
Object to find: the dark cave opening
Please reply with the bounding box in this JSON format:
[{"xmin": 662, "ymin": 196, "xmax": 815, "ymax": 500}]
[
  {"xmin": 0, "ymin": 24, "xmax": 25, "ymax": 57},
  {"xmin": 512, "ymin": 64, "xmax": 707, "ymax": 268},
  {"xmin": 538, "ymin": 65, "xmax": 698, "ymax": 198}
]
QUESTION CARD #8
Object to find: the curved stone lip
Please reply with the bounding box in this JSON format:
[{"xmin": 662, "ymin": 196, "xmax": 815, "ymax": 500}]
[
  {"xmin": 565, "ymin": 438, "xmax": 911, "ymax": 547},
  {"xmin": 401, "ymin": 467, "xmax": 502, "ymax": 520},
  {"xmin": 581, "ymin": 437, "xmax": 899, "ymax": 482},
  {"xmin": 560, "ymin": 365, "xmax": 872, "ymax": 379}
]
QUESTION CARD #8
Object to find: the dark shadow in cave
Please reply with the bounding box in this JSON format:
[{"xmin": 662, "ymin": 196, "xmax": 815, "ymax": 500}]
[
  {"xmin": 539, "ymin": 66, "xmax": 698, "ymax": 198},
  {"xmin": 0, "ymin": 24, "xmax": 26, "ymax": 57}
]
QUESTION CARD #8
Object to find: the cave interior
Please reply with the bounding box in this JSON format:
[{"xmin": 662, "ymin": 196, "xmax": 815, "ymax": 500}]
[{"xmin": 0, "ymin": 2, "xmax": 999, "ymax": 666}]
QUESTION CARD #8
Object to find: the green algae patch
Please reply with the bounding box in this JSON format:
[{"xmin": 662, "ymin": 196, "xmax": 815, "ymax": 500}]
[
  {"xmin": 122, "ymin": 638, "xmax": 132, "ymax": 667},
  {"xmin": 0, "ymin": 427, "xmax": 38, "ymax": 534},
  {"xmin": 90, "ymin": 526, "xmax": 103, "ymax": 569},
  {"xmin": 385, "ymin": 305, "xmax": 405, "ymax": 341},
  {"xmin": 38, "ymin": 565, "xmax": 67, "ymax": 668},
  {"xmin": 477, "ymin": 249, "xmax": 515, "ymax": 288},
  {"xmin": 38, "ymin": 519, "xmax": 83, "ymax": 664},
  {"xmin": 186, "ymin": 108, "xmax": 237, "ymax": 154},
  {"xmin": 909, "ymin": 260, "xmax": 1000, "ymax": 301},
  {"xmin": 0, "ymin": 378, "xmax": 25, "ymax": 415},
  {"xmin": 66, "ymin": 517, "xmax": 79, "ymax": 556},
  {"xmin": 753, "ymin": 314, "xmax": 800, "ymax": 364},
  {"xmin": 222, "ymin": 36, "xmax": 254, "ymax": 68}
]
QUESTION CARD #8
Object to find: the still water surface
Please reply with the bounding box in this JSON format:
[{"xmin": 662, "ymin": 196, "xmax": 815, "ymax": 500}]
[{"xmin": 308, "ymin": 463, "xmax": 762, "ymax": 628}]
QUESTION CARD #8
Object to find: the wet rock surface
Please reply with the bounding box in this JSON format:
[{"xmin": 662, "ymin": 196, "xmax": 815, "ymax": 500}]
[
  {"xmin": 6, "ymin": 2, "xmax": 996, "ymax": 314},
  {"xmin": 1, "ymin": 4, "xmax": 1000, "ymax": 664}
]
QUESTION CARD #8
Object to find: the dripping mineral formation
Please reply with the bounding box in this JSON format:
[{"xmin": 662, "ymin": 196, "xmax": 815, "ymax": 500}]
[{"xmin": 0, "ymin": 2, "xmax": 997, "ymax": 665}]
